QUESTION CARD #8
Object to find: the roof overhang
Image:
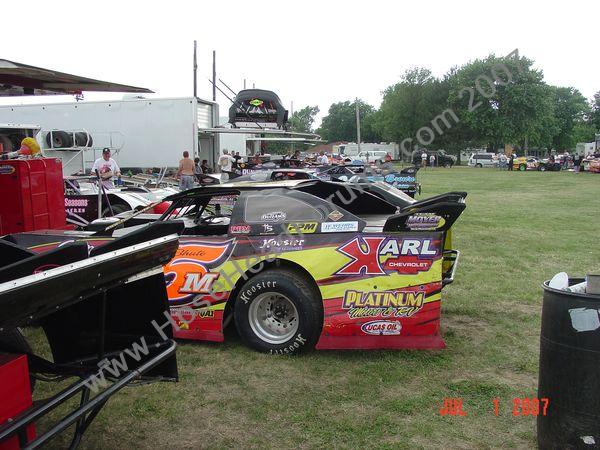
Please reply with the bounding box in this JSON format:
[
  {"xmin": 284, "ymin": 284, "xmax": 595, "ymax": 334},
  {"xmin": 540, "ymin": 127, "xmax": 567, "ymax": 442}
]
[{"xmin": 0, "ymin": 59, "xmax": 153, "ymax": 97}]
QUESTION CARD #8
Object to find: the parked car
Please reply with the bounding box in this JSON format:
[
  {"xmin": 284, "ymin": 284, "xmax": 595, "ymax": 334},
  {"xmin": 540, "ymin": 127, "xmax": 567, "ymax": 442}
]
[
  {"xmin": 412, "ymin": 150, "xmax": 456, "ymax": 167},
  {"xmin": 468, "ymin": 153, "xmax": 497, "ymax": 168}
]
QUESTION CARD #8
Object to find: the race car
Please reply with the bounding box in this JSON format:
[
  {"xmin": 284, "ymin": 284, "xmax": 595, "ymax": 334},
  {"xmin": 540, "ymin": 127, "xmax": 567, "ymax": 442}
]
[
  {"xmin": 230, "ymin": 164, "xmax": 421, "ymax": 198},
  {"xmin": 4, "ymin": 179, "xmax": 466, "ymax": 354}
]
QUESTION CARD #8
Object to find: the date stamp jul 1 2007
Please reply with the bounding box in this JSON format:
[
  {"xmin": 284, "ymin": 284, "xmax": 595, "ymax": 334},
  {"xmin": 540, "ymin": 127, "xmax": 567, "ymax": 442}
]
[{"xmin": 439, "ymin": 397, "xmax": 550, "ymax": 417}]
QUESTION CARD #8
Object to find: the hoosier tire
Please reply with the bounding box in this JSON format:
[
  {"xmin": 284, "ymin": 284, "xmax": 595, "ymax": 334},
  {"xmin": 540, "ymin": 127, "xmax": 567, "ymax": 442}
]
[{"xmin": 234, "ymin": 269, "xmax": 323, "ymax": 355}]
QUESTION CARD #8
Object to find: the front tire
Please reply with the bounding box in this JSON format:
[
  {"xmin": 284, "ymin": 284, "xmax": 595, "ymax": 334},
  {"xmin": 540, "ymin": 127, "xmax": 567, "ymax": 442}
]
[{"xmin": 234, "ymin": 269, "xmax": 323, "ymax": 355}]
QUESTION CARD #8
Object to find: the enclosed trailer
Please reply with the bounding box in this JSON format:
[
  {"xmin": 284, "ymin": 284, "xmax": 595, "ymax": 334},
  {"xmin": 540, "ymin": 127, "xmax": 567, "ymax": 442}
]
[{"xmin": 0, "ymin": 96, "xmax": 220, "ymax": 175}]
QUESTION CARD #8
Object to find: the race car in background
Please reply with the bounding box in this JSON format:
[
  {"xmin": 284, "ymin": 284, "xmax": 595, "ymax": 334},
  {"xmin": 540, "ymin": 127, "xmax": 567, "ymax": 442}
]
[{"xmin": 5, "ymin": 179, "xmax": 466, "ymax": 354}]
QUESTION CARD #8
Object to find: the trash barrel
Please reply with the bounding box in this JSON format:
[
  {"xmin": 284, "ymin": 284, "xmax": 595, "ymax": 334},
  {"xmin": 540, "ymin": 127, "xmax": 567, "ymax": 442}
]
[{"xmin": 538, "ymin": 278, "xmax": 600, "ymax": 449}]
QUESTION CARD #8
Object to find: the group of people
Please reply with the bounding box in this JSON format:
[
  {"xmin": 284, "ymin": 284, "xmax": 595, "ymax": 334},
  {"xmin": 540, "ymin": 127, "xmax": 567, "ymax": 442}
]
[
  {"xmin": 420, "ymin": 152, "xmax": 436, "ymax": 167},
  {"xmin": 176, "ymin": 151, "xmax": 213, "ymax": 189}
]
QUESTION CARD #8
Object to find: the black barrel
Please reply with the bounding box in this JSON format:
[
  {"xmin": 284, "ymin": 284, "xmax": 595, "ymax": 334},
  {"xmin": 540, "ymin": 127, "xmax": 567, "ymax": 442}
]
[{"xmin": 538, "ymin": 278, "xmax": 600, "ymax": 449}]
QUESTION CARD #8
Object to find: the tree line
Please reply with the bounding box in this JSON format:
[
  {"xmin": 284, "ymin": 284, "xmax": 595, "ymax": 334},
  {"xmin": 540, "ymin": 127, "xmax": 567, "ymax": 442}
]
[{"xmin": 290, "ymin": 51, "xmax": 599, "ymax": 156}]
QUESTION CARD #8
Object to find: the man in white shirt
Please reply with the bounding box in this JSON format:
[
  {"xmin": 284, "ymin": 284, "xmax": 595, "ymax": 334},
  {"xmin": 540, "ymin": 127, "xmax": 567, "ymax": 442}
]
[
  {"xmin": 318, "ymin": 151, "xmax": 330, "ymax": 165},
  {"xmin": 91, "ymin": 148, "xmax": 120, "ymax": 189},
  {"xmin": 421, "ymin": 151, "xmax": 427, "ymax": 168},
  {"xmin": 218, "ymin": 149, "xmax": 235, "ymax": 182},
  {"xmin": 429, "ymin": 154, "xmax": 436, "ymax": 167}
]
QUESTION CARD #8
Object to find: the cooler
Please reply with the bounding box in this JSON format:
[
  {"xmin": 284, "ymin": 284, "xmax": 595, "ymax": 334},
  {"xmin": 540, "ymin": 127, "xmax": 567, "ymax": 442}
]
[{"xmin": 0, "ymin": 158, "xmax": 66, "ymax": 234}]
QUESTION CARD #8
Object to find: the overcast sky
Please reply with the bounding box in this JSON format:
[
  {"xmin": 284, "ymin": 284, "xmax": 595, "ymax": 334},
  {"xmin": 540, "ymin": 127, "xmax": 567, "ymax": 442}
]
[{"xmin": 2, "ymin": 0, "xmax": 599, "ymax": 126}]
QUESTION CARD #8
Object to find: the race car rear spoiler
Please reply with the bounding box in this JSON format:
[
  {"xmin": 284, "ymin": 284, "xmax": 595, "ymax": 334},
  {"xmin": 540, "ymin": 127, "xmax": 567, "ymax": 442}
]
[{"xmin": 383, "ymin": 192, "xmax": 467, "ymax": 233}]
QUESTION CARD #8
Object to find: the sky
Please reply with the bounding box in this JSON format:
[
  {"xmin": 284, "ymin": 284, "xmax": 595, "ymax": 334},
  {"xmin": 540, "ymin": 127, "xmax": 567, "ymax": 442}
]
[{"xmin": 2, "ymin": 0, "xmax": 599, "ymax": 127}]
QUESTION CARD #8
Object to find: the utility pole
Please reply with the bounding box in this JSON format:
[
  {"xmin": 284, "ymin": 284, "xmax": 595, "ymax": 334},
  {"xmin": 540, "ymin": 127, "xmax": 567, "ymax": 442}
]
[
  {"xmin": 212, "ymin": 50, "xmax": 216, "ymax": 101},
  {"xmin": 355, "ymin": 98, "xmax": 361, "ymax": 154},
  {"xmin": 243, "ymin": 79, "xmax": 246, "ymax": 89},
  {"xmin": 193, "ymin": 40, "xmax": 197, "ymax": 98},
  {"xmin": 290, "ymin": 101, "xmax": 294, "ymax": 155}
]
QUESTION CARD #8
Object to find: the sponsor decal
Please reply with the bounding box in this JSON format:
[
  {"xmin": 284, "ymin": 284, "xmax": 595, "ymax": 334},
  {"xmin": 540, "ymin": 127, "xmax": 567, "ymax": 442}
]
[
  {"xmin": 258, "ymin": 237, "xmax": 304, "ymax": 252},
  {"xmin": 384, "ymin": 174, "xmax": 415, "ymax": 184},
  {"xmin": 261, "ymin": 223, "xmax": 274, "ymax": 234},
  {"xmin": 406, "ymin": 213, "xmax": 445, "ymax": 231},
  {"xmin": 249, "ymin": 98, "xmax": 264, "ymax": 107},
  {"xmin": 361, "ymin": 320, "xmax": 402, "ymax": 335},
  {"xmin": 287, "ymin": 222, "xmax": 318, "ymax": 234},
  {"xmin": 240, "ymin": 280, "xmax": 278, "ymax": 304},
  {"xmin": 343, "ymin": 289, "xmax": 425, "ymax": 318},
  {"xmin": 230, "ymin": 224, "xmax": 251, "ymax": 234},
  {"xmin": 164, "ymin": 240, "xmax": 233, "ymax": 305},
  {"xmin": 321, "ymin": 221, "xmax": 359, "ymax": 233},
  {"xmin": 269, "ymin": 334, "xmax": 308, "ymax": 354},
  {"xmin": 327, "ymin": 210, "xmax": 344, "ymax": 221},
  {"xmin": 261, "ymin": 211, "xmax": 287, "ymax": 222},
  {"xmin": 65, "ymin": 197, "xmax": 90, "ymax": 215},
  {"xmin": 0, "ymin": 165, "xmax": 15, "ymax": 175},
  {"xmin": 335, "ymin": 236, "xmax": 438, "ymax": 276}
]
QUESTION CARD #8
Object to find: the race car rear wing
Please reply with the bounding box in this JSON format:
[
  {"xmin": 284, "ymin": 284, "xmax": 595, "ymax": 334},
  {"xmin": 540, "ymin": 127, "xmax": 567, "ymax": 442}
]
[{"xmin": 383, "ymin": 200, "xmax": 466, "ymax": 233}]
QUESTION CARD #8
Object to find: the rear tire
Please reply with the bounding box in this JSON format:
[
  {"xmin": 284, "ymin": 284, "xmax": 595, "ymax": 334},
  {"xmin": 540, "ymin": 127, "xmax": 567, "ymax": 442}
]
[
  {"xmin": 0, "ymin": 135, "xmax": 13, "ymax": 153},
  {"xmin": 45, "ymin": 130, "xmax": 73, "ymax": 148},
  {"xmin": 75, "ymin": 132, "xmax": 93, "ymax": 147},
  {"xmin": 234, "ymin": 269, "xmax": 323, "ymax": 355},
  {"xmin": 519, "ymin": 164, "xmax": 526, "ymax": 171},
  {"xmin": 476, "ymin": 163, "xmax": 482, "ymax": 168}
]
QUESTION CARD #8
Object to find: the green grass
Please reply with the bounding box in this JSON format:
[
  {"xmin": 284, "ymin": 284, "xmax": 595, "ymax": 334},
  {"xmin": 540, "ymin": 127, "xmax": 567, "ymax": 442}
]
[{"xmin": 30, "ymin": 167, "xmax": 600, "ymax": 449}]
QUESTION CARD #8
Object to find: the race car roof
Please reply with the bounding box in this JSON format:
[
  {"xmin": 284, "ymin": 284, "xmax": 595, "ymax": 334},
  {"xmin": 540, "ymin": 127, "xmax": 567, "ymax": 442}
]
[
  {"xmin": 0, "ymin": 59, "xmax": 153, "ymax": 96},
  {"xmin": 165, "ymin": 179, "xmax": 315, "ymax": 201}
]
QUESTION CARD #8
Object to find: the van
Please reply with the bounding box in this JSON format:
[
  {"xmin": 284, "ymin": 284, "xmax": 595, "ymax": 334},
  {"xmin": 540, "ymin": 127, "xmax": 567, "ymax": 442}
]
[
  {"xmin": 468, "ymin": 153, "xmax": 497, "ymax": 168},
  {"xmin": 356, "ymin": 150, "xmax": 389, "ymax": 163}
]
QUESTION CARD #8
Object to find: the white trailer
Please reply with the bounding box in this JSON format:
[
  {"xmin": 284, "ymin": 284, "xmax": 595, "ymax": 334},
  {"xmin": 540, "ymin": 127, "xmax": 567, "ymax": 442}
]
[{"xmin": 0, "ymin": 96, "xmax": 219, "ymax": 175}]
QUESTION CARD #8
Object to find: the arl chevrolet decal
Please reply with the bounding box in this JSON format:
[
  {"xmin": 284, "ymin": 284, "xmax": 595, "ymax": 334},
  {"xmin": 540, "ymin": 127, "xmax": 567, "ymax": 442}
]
[
  {"xmin": 335, "ymin": 236, "xmax": 439, "ymax": 276},
  {"xmin": 343, "ymin": 289, "xmax": 425, "ymax": 318},
  {"xmin": 164, "ymin": 240, "xmax": 233, "ymax": 306}
]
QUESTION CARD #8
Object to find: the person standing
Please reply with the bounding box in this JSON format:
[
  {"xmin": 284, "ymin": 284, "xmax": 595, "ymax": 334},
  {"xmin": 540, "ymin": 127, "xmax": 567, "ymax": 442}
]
[
  {"xmin": 218, "ymin": 150, "xmax": 235, "ymax": 182},
  {"xmin": 233, "ymin": 151, "xmax": 242, "ymax": 170},
  {"xmin": 574, "ymin": 153, "xmax": 581, "ymax": 173},
  {"xmin": 91, "ymin": 148, "xmax": 120, "ymax": 189},
  {"xmin": 200, "ymin": 159, "xmax": 211, "ymax": 174},
  {"xmin": 177, "ymin": 151, "xmax": 195, "ymax": 191},
  {"xmin": 508, "ymin": 153, "xmax": 514, "ymax": 171},
  {"xmin": 421, "ymin": 151, "xmax": 427, "ymax": 168},
  {"xmin": 429, "ymin": 154, "xmax": 436, "ymax": 167}
]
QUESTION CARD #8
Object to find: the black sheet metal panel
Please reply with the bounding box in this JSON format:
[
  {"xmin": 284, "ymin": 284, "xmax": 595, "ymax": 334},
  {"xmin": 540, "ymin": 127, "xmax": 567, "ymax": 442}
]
[
  {"xmin": 0, "ymin": 59, "xmax": 153, "ymax": 96},
  {"xmin": 538, "ymin": 280, "xmax": 600, "ymax": 449},
  {"xmin": 0, "ymin": 231, "xmax": 178, "ymax": 330},
  {"xmin": 41, "ymin": 272, "xmax": 179, "ymax": 380}
]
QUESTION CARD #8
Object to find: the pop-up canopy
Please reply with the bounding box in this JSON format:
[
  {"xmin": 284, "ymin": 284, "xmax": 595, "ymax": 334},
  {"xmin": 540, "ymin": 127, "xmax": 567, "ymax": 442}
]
[{"xmin": 0, "ymin": 59, "xmax": 153, "ymax": 96}]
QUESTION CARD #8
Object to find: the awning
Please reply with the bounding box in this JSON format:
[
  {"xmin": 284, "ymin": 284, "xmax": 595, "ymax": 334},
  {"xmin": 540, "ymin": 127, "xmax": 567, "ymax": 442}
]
[{"xmin": 0, "ymin": 59, "xmax": 153, "ymax": 96}]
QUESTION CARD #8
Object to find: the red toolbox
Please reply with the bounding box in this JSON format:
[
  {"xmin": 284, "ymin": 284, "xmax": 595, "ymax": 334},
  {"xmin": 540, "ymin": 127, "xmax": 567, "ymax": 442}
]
[
  {"xmin": 0, "ymin": 158, "xmax": 66, "ymax": 234},
  {"xmin": 0, "ymin": 354, "xmax": 35, "ymax": 449}
]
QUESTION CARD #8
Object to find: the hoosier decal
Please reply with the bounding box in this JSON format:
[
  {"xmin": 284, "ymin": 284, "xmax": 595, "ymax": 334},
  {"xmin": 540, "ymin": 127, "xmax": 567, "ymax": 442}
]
[
  {"xmin": 343, "ymin": 289, "xmax": 425, "ymax": 319},
  {"xmin": 335, "ymin": 236, "xmax": 439, "ymax": 276}
]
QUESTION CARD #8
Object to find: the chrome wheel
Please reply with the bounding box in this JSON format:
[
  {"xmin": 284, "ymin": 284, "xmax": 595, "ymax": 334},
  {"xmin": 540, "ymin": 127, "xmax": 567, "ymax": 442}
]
[{"xmin": 248, "ymin": 292, "xmax": 298, "ymax": 344}]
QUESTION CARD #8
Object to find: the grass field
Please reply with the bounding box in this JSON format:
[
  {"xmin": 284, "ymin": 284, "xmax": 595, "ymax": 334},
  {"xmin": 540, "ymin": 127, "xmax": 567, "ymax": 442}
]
[{"xmin": 30, "ymin": 167, "xmax": 600, "ymax": 449}]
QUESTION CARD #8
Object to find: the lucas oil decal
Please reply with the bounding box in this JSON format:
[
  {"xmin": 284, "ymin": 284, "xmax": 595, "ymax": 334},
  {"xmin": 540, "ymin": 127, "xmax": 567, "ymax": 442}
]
[
  {"xmin": 163, "ymin": 239, "xmax": 233, "ymax": 307},
  {"xmin": 361, "ymin": 320, "xmax": 402, "ymax": 335},
  {"xmin": 343, "ymin": 289, "xmax": 425, "ymax": 318},
  {"xmin": 335, "ymin": 236, "xmax": 439, "ymax": 276}
]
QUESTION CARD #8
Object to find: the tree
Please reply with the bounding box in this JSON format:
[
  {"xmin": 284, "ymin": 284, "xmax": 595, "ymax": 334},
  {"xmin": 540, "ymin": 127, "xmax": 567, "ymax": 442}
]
[
  {"xmin": 447, "ymin": 52, "xmax": 555, "ymax": 152},
  {"xmin": 548, "ymin": 86, "xmax": 591, "ymax": 150},
  {"xmin": 590, "ymin": 91, "xmax": 600, "ymax": 133},
  {"xmin": 317, "ymin": 100, "xmax": 380, "ymax": 142},
  {"xmin": 289, "ymin": 105, "xmax": 320, "ymax": 133}
]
